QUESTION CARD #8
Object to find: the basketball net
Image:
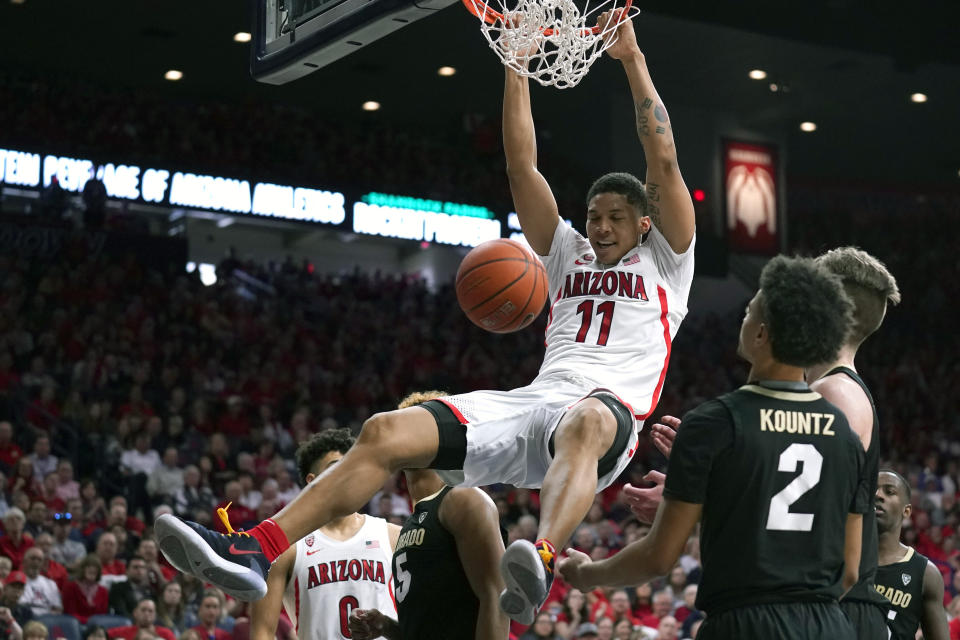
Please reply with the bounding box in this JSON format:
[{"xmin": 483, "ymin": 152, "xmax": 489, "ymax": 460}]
[{"xmin": 463, "ymin": 0, "xmax": 639, "ymax": 89}]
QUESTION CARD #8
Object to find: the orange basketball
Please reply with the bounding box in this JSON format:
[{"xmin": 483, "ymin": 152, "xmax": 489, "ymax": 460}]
[{"xmin": 456, "ymin": 238, "xmax": 549, "ymax": 333}]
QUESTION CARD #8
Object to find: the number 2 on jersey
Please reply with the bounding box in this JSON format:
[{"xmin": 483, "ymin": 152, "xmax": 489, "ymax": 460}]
[
  {"xmin": 766, "ymin": 443, "xmax": 823, "ymax": 532},
  {"xmin": 575, "ymin": 300, "xmax": 615, "ymax": 345}
]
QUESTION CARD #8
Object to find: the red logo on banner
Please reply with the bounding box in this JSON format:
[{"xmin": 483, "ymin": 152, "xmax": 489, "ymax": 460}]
[{"xmin": 724, "ymin": 141, "xmax": 779, "ymax": 255}]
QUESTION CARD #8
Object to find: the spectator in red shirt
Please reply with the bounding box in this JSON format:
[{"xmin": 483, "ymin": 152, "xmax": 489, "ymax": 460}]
[
  {"xmin": 117, "ymin": 386, "xmax": 155, "ymax": 421},
  {"xmin": 191, "ymin": 589, "xmax": 233, "ymax": 640},
  {"xmin": 7, "ymin": 459, "xmax": 40, "ymax": 501},
  {"xmin": 39, "ymin": 475, "xmax": 65, "ymax": 513},
  {"xmin": 605, "ymin": 590, "xmax": 638, "ymax": 627},
  {"xmin": 555, "ymin": 588, "xmax": 592, "ymax": 639},
  {"xmin": 108, "ymin": 598, "xmax": 176, "ymax": 640},
  {"xmin": 0, "ymin": 508, "xmax": 33, "ymax": 569},
  {"xmin": 86, "ymin": 499, "xmax": 146, "ymax": 540},
  {"xmin": 25, "ymin": 385, "xmax": 60, "ymax": 432},
  {"xmin": 0, "ymin": 421, "xmax": 23, "ymax": 472},
  {"xmin": 94, "ymin": 532, "xmax": 126, "ymax": 587},
  {"xmin": 107, "ymin": 497, "xmax": 147, "ymax": 536},
  {"xmin": 673, "ymin": 585, "xmax": 698, "ymax": 623},
  {"xmin": 62, "ymin": 553, "xmax": 109, "ymax": 623},
  {"xmin": 216, "ymin": 396, "xmax": 250, "ymax": 438},
  {"xmin": 637, "ymin": 590, "xmax": 673, "ymax": 629},
  {"xmin": 632, "ymin": 583, "xmax": 653, "ymax": 620}
]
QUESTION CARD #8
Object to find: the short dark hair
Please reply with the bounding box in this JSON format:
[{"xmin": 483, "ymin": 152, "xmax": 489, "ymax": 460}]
[
  {"xmin": 817, "ymin": 247, "xmax": 900, "ymax": 345},
  {"xmin": 758, "ymin": 256, "xmax": 854, "ymax": 367},
  {"xmin": 295, "ymin": 429, "xmax": 355, "ymax": 484},
  {"xmin": 585, "ymin": 172, "xmax": 648, "ymax": 216},
  {"xmin": 880, "ymin": 469, "xmax": 912, "ymax": 500}
]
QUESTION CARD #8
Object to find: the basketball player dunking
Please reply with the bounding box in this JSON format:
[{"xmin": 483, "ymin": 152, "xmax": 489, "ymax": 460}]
[
  {"xmin": 874, "ymin": 470, "xmax": 949, "ymax": 640},
  {"xmin": 249, "ymin": 430, "xmax": 399, "ymax": 640},
  {"xmin": 155, "ymin": 10, "xmax": 695, "ymax": 627}
]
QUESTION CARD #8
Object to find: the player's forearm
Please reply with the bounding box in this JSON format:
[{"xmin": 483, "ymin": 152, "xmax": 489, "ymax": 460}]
[
  {"xmin": 620, "ymin": 53, "xmax": 678, "ymax": 164},
  {"xmin": 475, "ymin": 597, "xmax": 509, "ymax": 640},
  {"xmin": 503, "ymin": 69, "xmax": 537, "ymax": 172},
  {"xmin": 582, "ymin": 537, "xmax": 668, "ymax": 588}
]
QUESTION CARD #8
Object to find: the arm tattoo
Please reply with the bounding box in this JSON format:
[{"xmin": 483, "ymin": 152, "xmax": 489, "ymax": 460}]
[
  {"xmin": 640, "ymin": 97, "xmax": 652, "ymax": 110},
  {"xmin": 653, "ymin": 103, "xmax": 668, "ymax": 135},
  {"xmin": 645, "ymin": 183, "xmax": 663, "ymax": 230},
  {"xmin": 634, "ymin": 106, "xmax": 651, "ymax": 139}
]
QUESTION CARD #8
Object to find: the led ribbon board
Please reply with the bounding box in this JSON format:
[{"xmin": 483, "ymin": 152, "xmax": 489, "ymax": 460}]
[
  {"xmin": 353, "ymin": 192, "xmax": 502, "ymax": 247},
  {"xmin": 0, "ymin": 147, "xmax": 346, "ymax": 225}
]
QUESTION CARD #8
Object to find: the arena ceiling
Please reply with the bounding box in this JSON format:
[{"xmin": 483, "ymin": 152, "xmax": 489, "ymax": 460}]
[{"xmin": 1, "ymin": 0, "xmax": 958, "ymax": 187}]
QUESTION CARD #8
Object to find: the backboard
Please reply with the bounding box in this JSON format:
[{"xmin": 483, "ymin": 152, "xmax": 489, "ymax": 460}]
[{"xmin": 251, "ymin": 0, "xmax": 458, "ymax": 84}]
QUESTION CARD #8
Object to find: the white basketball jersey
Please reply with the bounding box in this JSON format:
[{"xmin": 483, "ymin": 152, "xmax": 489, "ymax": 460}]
[
  {"xmin": 282, "ymin": 515, "xmax": 396, "ymax": 640},
  {"xmin": 537, "ymin": 221, "xmax": 695, "ymax": 419}
]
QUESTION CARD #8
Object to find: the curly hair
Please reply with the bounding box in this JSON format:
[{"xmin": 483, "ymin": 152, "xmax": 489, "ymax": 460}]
[
  {"xmin": 396, "ymin": 390, "xmax": 447, "ymax": 409},
  {"xmin": 585, "ymin": 172, "xmax": 649, "ymax": 217},
  {"xmin": 295, "ymin": 428, "xmax": 355, "ymax": 484},
  {"xmin": 757, "ymin": 256, "xmax": 854, "ymax": 367},
  {"xmin": 816, "ymin": 247, "xmax": 900, "ymax": 345}
]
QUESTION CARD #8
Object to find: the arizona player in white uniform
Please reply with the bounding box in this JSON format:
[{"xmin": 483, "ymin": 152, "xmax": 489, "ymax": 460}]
[
  {"xmin": 250, "ymin": 429, "xmax": 399, "ymax": 640},
  {"xmin": 155, "ymin": 9, "xmax": 695, "ymax": 629}
]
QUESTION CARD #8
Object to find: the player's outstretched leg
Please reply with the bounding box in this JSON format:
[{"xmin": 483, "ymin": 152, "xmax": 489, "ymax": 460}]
[
  {"xmin": 499, "ymin": 398, "xmax": 617, "ymax": 624},
  {"xmin": 156, "ymin": 407, "xmax": 440, "ymax": 600}
]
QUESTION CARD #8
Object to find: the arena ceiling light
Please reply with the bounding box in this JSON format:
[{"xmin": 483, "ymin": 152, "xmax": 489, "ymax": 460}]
[
  {"xmin": 362, "ymin": 101, "xmax": 381, "ymax": 111},
  {"xmin": 910, "ymin": 92, "xmax": 928, "ymax": 103},
  {"xmin": 437, "ymin": 66, "xmax": 457, "ymax": 77},
  {"xmin": 234, "ymin": 32, "xmax": 252, "ymax": 43},
  {"xmin": 164, "ymin": 70, "xmax": 183, "ymax": 81},
  {"xmin": 800, "ymin": 121, "xmax": 817, "ymax": 132},
  {"xmin": 748, "ymin": 69, "xmax": 767, "ymax": 80}
]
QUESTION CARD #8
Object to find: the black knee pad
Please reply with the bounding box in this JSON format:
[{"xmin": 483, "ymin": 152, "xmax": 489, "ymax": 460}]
[
  {"xmin": 421, "ymin": 399, "xmax": 467, "ymax": 471},
  {"xmin": 549, "ymin": 389, "xmax": 634, "ymax": 478}
]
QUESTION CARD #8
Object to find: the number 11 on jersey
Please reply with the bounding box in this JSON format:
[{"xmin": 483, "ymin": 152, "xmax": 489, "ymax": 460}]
[{"xmin": 575, "ymin": 300, "xmax": 616, "ymax": 346}]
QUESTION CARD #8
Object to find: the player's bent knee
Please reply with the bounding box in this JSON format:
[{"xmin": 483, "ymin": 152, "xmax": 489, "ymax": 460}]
[
  {"xmin": 357, "ymin": 409, "xmax": 439, "ymax": 470},
  {"xmin": 556, "ymin": 400, "xmax": 617, "ymax": 453},
  {"xmin": 357, "ymin": 411, "xmax": 406, "ymax": 451}
]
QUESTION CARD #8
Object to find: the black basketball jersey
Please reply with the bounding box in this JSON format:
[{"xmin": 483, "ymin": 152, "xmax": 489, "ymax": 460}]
[
  {"xmin": 392, "ymin": 486, "xmax": 479, "ymax": 640},
  {"xmin": 875, "ymin": 547, "xmax": 928, "ymax": 640},
  {"xmin": 824, "ymin": 366, "xmax": 889, "ymax": 607},
  {"xmin": 664, "ymin": 382, "xmax": 870, "ymax": 615}
]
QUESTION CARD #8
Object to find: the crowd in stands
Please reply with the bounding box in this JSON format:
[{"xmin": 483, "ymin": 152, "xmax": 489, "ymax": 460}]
[
  {"xmin": 2, "ymin": 72, "xmax": 960, "ymax": 640},
  {"xmin": 0, "ymin": 72, "xmax": 589, "ymax": 224}
]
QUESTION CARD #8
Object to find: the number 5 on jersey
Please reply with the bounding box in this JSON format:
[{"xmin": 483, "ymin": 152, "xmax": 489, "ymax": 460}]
[{"xmin": 394, "ymin": 552, "xmax": 412, "ymax": 603}]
